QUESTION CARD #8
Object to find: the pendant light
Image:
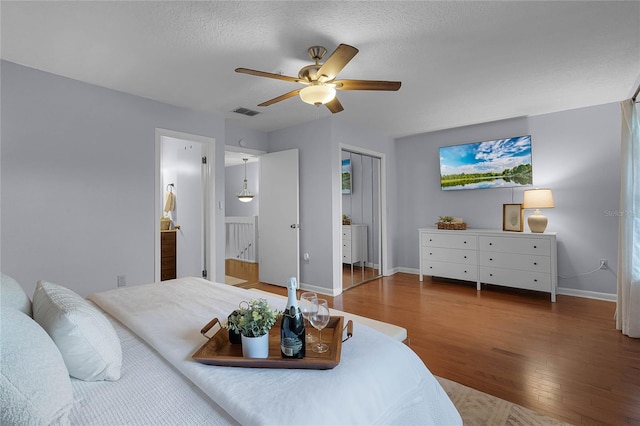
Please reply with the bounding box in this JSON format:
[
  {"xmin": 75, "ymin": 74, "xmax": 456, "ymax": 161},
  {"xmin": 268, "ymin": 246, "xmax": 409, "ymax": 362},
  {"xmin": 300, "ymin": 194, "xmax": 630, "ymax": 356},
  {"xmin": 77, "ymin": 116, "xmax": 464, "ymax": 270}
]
[{"xmin": 237, "ymin": 158, "xmax": 254, "ymax": 203}]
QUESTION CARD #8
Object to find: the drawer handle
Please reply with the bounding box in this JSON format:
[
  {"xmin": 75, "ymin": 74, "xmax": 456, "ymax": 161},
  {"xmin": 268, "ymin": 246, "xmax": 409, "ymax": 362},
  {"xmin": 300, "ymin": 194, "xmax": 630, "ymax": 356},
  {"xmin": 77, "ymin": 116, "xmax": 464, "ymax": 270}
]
[
  {"xmin": 429, "ymin": 266, "xmax": 433, "ymax": 269},
  {"xmin": 430, "ymin": 252, "xmax": 433, "ymax": 255},
  {"xmin": 489, "ymin": 273, "xmax": 493, "ymax": 277},
  {"xmin": 534, "ymin": 245, "xmax": 537, "ymax": 249},
  {"xmin": 534, "ymin": 279, "xmax": 538, "ymax": 282},
  {"xmin": 533, "ymin": 262, "xmax": 538, "ymax": 266},
  {"xmin": 429, "ymin": 239, "xmax": 433, "ymax": 242},
  {"xmin": 464, "ymin": 241, "xmax": 467, "ymax": 244},
  {"xmin": 463, "ymin": 255, "xmax": 467, "ymax": 259},
  {"xmin": 489, "ymin": 258, "xmax": 493, "ymax": 261},
  {"xmin": 464, "ymin": 270, "xmax": 467, "ymax": 273},
  {"xmin": 489, "ymin": 242, "xmax": 493, "ymax": 246}
]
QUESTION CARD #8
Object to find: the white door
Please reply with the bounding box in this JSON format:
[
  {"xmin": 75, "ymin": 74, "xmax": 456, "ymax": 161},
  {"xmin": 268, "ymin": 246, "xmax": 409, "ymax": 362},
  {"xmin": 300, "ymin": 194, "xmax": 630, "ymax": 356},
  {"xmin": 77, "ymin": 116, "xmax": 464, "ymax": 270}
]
[
  {"xmin": 259, "ymin": 149, "xmax": 300, "ymax": 286},
  {"xmin": 175, "ymin": 141, "xmax": 205, "ymax": 278}
]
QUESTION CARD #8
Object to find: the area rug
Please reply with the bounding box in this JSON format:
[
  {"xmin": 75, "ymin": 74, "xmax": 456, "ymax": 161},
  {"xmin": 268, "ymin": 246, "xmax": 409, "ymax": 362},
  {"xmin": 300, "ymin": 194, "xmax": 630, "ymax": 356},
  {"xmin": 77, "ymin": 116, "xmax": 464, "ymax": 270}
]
[
  {"xmin": 224, "ymin": 275, "xmax": 248, "ymax": 286},
  {"xmin": 436, "ymin": 377, "xmax": 571, "ymax": 426}
]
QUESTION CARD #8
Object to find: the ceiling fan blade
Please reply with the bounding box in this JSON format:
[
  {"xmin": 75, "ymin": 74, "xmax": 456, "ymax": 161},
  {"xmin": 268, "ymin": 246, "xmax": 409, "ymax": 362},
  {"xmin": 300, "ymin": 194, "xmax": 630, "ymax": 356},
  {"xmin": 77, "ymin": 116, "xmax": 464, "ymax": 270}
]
[
  {"xmin": 235, "ymin": 68, "xmax": 301, "ymax": 84},
  {"xmin": 317, "ymin": 44, "xmax": 359, "ymax": 81},
  {"xmin": 257, "ymin": 89, "xmax": 301, "ymax": 107},
  {"xmin": 325, "ymin": 97, "xmax": 344, "ymax": 114},
  {"xmin": 334, "ymin": 79, "xmax": 401, "ymax": 91}
]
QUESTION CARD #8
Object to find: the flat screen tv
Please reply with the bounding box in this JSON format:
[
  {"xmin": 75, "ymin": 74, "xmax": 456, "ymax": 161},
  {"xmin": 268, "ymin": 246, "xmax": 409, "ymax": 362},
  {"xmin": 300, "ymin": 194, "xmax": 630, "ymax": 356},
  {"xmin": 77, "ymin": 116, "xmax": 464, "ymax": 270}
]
[{"xmin": 439, "ymin": 135, "xmax": 533, "ymax": 191}]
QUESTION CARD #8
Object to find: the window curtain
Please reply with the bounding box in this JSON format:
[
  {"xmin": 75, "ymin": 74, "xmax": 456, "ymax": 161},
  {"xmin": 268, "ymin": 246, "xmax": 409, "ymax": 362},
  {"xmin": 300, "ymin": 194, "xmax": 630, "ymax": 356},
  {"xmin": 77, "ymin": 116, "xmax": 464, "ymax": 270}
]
[{"xmin": 617, "ymin": 99, "xmax": 640, "ymax": 337}]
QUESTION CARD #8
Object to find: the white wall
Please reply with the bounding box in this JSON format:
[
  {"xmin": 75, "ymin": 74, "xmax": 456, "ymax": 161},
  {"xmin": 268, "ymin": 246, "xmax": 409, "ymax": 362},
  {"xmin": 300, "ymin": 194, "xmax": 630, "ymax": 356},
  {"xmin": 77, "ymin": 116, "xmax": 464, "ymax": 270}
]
[
  {"xmin": 394, "ymin": 103, "xmax": 621, "ymax": 297},
  {"xmin": 1, "ymin": 61, "xmax": 227, "ymax": 297}
]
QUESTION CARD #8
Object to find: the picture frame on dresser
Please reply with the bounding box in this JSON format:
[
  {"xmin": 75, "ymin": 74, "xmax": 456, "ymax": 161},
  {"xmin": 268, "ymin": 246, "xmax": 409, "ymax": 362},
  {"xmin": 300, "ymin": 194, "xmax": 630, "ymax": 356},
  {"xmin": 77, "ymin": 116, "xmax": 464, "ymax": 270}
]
[{"xmin": 503, "ymin": 203, "xmax": 523, "ymax": 232}]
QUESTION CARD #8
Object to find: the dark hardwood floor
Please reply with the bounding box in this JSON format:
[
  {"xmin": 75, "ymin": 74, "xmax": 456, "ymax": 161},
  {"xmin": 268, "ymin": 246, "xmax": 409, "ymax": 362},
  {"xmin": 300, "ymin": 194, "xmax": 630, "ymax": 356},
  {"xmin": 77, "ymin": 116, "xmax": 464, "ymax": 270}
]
[{"xmin": 250, "ymin": 273, "xmax": 640, "ymax": 426}]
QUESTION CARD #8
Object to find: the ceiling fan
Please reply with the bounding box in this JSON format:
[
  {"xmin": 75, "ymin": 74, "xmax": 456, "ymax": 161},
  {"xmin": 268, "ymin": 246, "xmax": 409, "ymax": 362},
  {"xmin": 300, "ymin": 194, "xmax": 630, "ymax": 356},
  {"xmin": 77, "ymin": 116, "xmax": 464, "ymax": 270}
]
[{"xmin": 235, "ymin": 44, "xmax": 401, "ymax": 113}]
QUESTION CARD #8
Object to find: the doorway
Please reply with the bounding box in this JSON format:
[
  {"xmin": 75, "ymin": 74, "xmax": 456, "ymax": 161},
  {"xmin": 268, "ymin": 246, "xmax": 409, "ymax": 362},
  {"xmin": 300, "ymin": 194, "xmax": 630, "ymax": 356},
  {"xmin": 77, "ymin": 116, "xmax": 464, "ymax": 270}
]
[
  {"xmin": 155, "ymin": 129, "xmax": 216, "ymax": 283},
  {"xmin": 224, "ymin": 148, "xmax": 262, "ymax": 286},
  {"xmin": 341, "ymin": 148, "xmax": 383, "ymax": 290},
  {"xmin": 223, "ymin": 148, "xmax": 300, "ymax": 288}
]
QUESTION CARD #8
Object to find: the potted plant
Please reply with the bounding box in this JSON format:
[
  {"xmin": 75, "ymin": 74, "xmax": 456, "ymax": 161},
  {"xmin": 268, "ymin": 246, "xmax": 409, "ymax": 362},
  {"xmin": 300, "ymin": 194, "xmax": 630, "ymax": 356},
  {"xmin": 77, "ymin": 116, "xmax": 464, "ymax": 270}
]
[
  {"xmin": 436, "ymin": 215, "xmax": 467, "ymax": 230},
  {"xmin": 225, "ymin": 298, "xmax": 280, "ymax": 358}
]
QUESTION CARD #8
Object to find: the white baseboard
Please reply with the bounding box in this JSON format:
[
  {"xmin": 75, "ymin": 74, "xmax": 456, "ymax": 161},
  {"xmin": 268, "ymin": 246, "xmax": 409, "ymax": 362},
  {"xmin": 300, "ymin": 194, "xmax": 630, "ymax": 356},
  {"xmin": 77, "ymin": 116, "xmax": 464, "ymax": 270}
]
[
  {"xmin": 557, "ymin": 287, "xmax": 616, "ymax": 302},
  {"xmin": 389, "ymin": 267, "xmax": 419, "ymax": 275},
  {"xmin": 299, "ymin": 282, "xmax": 341, "ymax": 297}
]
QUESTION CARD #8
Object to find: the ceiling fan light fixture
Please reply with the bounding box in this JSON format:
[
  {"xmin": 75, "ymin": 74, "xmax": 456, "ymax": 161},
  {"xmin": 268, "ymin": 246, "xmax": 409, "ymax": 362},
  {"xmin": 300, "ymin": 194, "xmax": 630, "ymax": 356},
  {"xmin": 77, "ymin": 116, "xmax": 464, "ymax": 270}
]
[{"xmin": 299, "ymin": 84, "xmax": 336, "ymax": 106}]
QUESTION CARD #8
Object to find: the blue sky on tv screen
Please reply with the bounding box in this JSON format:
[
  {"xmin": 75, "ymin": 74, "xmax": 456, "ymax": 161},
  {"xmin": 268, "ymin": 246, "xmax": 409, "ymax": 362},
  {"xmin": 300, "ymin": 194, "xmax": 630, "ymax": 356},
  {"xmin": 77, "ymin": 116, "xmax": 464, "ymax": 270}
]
[{"xmin": 439, "ymin": 135, "xmax": 532, "ymax": 176}]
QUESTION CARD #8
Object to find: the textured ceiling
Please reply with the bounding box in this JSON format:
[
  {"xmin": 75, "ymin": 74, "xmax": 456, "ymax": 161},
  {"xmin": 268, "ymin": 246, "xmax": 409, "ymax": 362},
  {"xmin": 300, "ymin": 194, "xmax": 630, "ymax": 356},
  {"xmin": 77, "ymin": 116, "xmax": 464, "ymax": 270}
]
[{"xmin": 2, "ymin": 1, "xmax": 639, "ymax": 138}]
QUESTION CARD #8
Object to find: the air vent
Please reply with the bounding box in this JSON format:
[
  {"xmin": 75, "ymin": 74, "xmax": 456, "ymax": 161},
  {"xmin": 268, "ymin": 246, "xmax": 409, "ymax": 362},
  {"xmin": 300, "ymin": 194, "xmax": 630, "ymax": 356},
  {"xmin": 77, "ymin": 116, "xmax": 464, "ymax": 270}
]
[{"xmin": 232, "ymin": 107, "xmax": 260, "ymax": 117}]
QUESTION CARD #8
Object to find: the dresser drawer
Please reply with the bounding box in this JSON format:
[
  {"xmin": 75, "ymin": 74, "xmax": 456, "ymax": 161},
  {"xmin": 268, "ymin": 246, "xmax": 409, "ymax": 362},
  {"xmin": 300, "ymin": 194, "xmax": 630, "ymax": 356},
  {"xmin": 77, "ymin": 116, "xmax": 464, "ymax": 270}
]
[
  {"xmin": 478, "ymin": 251, "xmax": 550, "ymax": 272},
  {"xmin": 421, "ymin": 232, "xmax": 476, "ymax": 250},
  {"xmin": 479, "ymin": 236, "xmax": 550, "ymax": 255},
  {"xmin": 161, "ymin": 231, "xmax": 176, "ymax": 244},
  {"xmin": 342, "ymin": 227, "xmax": 352, "ymax": 240},
  {"xmin": 422, "ymin": 247, "xmax": 476, "ymax": 265},
  {"xmin": 479, "ymin": 266, "xmax": 550, "ymax": 292},
  {"xmin": 422, "ymin": 261, "xmax": 478, "ymax": 281}
]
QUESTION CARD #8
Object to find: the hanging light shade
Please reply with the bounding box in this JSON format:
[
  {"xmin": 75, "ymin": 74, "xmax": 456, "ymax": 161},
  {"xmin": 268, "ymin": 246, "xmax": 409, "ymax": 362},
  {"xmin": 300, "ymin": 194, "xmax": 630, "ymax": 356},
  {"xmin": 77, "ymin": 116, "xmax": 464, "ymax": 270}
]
[
  {"xmin": 299, "ymin": 84, "xmax": 336, "ymax": 105},
  {"xmin": 237, "ymin": 158, "xmax": 254, "ymax": 203}
]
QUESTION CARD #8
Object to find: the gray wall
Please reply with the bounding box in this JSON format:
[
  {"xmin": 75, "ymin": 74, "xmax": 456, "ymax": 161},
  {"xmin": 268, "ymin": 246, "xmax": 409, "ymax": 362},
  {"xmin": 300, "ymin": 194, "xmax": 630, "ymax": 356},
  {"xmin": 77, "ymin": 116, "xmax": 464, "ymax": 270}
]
[
  {"xmin": 1, "ymin": 61, "xmax": 227, "ymax": 297},
  {"xmin": 394, "ymin": 103, "xmax": 621, "ymax": 297},
  {"xmin": 1, "ymin": 59, "xmax": 625, "ymax": 299},
  {"xmin": 267, "ymin": 117, "xmax": 335, "ymax": 291}
]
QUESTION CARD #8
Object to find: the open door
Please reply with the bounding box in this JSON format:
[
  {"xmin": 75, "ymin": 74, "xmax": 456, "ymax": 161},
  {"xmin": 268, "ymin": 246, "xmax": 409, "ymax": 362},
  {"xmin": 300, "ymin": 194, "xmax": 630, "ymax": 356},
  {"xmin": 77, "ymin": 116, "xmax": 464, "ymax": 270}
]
[{"xmin": 258, "ymin": 149, "xmax": 300, "ymax": 286}]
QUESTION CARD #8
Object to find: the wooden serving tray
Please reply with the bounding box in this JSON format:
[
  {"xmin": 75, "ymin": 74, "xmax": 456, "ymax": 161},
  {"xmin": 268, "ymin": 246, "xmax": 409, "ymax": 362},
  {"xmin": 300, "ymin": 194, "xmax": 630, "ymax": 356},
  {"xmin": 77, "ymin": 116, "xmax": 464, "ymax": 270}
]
[{"xmin": 192, "ymin": 316, "xmax": 352, "ymax": 369}]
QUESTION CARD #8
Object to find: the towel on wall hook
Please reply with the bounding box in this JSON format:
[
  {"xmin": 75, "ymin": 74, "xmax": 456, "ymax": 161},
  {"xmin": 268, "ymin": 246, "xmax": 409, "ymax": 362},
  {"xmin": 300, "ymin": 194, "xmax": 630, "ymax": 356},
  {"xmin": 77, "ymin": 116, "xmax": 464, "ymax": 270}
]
[{"xmin": 164, "ymin": 184, "xmax": 175, "ymax": 212}]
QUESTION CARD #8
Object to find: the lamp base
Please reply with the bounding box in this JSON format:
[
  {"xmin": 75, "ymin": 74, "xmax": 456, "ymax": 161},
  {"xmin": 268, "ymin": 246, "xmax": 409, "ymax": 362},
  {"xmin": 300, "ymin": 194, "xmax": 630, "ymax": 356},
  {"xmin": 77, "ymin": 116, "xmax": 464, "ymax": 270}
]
[{"xmin": 527, "ymin": 210, "xmax": 548, "ymax": 233}]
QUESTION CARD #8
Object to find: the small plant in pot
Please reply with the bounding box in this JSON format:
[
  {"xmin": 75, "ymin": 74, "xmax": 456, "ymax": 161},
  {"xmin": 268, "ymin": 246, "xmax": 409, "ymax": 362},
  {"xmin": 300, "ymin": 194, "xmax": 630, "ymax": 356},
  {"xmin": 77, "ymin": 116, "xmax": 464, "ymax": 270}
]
[{"xmin": 225, "ymin": 299, "xmax": 280, "ymax": 358}]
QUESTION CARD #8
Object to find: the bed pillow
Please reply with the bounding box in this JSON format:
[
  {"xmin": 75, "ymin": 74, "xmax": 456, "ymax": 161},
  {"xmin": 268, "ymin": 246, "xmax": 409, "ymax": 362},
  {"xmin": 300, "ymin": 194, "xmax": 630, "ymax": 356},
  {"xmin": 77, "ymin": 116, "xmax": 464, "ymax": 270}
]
[
  {"xmin": 1, "ymin": 307, "xmax": 74, "ymax": 425},
  {"xmin": 32, "ymin": 280, "xmax": 122, "ymax": 381},
  {"xmin": 1, "ymin": 273, "xmax": 32, "ymax": 316}
]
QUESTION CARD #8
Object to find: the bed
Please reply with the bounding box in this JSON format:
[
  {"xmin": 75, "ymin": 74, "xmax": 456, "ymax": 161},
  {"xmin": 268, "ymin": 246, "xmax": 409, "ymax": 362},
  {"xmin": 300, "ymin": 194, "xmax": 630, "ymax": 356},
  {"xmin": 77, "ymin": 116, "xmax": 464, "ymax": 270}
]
[{"xmin": 1, "ymin": 273, "xmax": 461, "ymax": 425}]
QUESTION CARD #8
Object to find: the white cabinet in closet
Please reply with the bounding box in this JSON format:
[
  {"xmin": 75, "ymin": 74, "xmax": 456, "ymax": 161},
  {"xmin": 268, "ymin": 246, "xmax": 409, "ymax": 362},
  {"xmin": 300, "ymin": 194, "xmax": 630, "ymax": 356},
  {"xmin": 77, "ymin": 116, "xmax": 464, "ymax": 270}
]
[
  {"xmin": 343, "ymin": 224, "xmax": 368, "ymax": 265},
  {"xmin": 419, "ymin": 228, "xmax": 557, "ymax": 302}
]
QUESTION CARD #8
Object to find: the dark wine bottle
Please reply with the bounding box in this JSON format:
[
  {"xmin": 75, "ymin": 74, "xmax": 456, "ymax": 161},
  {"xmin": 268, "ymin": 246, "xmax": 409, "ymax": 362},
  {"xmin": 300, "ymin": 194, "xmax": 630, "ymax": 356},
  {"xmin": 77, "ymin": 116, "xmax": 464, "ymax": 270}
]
[{"xmin": 280, "ymin": 277, "xmax": 305, "ymax": 358}]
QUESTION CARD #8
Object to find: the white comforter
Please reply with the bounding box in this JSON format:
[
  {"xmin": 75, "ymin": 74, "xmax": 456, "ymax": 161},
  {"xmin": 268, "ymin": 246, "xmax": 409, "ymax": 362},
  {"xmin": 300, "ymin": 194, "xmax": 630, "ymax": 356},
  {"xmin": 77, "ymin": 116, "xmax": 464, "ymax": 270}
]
[{"xmin": 88, "ymin": 277, "xmax": 461, "ymax": 426}]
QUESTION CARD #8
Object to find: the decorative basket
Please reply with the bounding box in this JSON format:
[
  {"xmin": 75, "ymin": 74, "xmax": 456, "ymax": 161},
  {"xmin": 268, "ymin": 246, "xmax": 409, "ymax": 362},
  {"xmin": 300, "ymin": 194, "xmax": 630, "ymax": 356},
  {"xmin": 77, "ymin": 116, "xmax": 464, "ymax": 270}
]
[
  {"xmin": 436, "ymin": 222, "xmax": 467, "ymax": 230},
  {"xmin": 160, "ymin": 217, "xmax": 171, "ymax": 230}
]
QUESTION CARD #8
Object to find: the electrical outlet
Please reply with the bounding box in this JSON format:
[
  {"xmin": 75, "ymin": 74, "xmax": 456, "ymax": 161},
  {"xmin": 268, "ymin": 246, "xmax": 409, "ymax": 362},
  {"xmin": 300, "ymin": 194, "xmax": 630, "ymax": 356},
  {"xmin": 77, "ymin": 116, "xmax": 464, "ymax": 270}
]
[
  {"xmin": 117, "ymin": 275, "xmax": 126, "ymax": 287},
  {"xmin": 599, "ymin": 259, "xmax": 608, "ymax": 270}
]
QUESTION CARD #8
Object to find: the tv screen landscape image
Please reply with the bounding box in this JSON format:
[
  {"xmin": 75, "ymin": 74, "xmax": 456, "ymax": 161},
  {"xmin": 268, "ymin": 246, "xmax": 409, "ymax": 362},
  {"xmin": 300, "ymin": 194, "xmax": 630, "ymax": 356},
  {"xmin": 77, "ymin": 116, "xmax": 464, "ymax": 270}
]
[{"xmin": 439, "ymin": 135, "xmax": 533, "ymax": 191}]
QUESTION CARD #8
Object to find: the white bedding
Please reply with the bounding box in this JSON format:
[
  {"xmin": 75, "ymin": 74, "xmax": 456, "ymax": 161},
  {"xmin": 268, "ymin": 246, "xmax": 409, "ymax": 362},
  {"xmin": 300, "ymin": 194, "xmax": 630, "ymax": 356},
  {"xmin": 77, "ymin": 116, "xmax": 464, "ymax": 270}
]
[
  {"xmin": 88, "ymin": 277, "xmax": 461, "ymax": 426},
  {"xmin": 69, "ymin": 312, "xmax": 238, "ymax": 425}
]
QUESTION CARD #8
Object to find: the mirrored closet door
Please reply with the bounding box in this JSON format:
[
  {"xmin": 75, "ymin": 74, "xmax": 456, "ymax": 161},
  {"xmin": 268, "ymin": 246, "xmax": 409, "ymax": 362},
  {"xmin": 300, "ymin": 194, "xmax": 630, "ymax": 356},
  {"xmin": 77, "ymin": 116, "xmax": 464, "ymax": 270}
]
[{"xmin": 341, "ymin": 149, "xmax": 382, "ymax": 290}]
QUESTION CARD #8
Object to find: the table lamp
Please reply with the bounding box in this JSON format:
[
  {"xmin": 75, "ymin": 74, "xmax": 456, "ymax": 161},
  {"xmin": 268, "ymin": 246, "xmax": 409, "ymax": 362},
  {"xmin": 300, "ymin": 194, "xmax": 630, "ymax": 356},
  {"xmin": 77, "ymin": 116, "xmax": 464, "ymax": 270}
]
[{"xmin": 522, "ymin": 188, "xmax": 554, "ymax": 233}]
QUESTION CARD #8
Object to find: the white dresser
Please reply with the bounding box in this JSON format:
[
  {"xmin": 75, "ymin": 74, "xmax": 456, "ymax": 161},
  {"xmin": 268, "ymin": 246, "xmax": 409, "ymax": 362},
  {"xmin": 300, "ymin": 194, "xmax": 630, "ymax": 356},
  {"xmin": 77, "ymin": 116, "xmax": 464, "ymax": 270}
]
[
  {"xmin": 343, "ymin": 224, "xmax": 368, "ymax": 264},
  {"xmin": 419, "ymin": 228, "xmax": 558, "ymax": 302}
]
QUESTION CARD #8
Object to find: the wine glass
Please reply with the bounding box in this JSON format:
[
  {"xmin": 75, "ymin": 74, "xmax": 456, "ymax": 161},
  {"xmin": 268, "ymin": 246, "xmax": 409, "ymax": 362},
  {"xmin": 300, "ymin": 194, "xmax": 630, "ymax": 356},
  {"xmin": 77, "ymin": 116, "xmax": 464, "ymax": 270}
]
[
  {"xmin": 309, "ymin": 299, "xmax": 330, "ymax": 353},
  {"xmin": 300, "ymin": 292, "xmax": 318, "ymax": 342}
]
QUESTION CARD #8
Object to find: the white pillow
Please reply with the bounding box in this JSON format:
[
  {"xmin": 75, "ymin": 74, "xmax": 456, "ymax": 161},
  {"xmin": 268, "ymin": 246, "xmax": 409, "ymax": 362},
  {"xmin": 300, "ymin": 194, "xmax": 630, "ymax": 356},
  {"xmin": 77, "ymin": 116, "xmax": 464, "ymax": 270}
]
[
  {"xmin": 32, "ymin": 281, "xmax": 122, "ymax": 381},
  {"xmin": 1, "ymin": 308, "xmax": 74, "ymax": 425},
  {"xmin": 1, "ymin": 273, "xmax": 31, "ymax": 316}
]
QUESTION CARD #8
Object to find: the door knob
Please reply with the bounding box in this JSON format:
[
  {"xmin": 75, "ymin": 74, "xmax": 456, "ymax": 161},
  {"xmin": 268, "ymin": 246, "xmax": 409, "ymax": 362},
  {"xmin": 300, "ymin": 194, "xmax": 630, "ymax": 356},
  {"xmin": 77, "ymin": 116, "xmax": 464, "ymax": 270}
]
[{"xmin": 290, "ymin": 224, "xmax": 299, "ymax": 229}]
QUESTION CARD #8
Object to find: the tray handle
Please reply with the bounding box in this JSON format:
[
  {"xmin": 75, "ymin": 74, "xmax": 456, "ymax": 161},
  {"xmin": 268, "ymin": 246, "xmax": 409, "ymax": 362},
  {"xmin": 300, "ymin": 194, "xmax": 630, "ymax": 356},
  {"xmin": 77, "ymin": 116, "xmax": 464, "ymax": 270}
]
[
  {"xmin": 201, "ymin": 317, "xmax": 221, "ymax": 340},
  {"xmin": 342, "ymin": 320, "xmax": 353, "ymax": 343}
]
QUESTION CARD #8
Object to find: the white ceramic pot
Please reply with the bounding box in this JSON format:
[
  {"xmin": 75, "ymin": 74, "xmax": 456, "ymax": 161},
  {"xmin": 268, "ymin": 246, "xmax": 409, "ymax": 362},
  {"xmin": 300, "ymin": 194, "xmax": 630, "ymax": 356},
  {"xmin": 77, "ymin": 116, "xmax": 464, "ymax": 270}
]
[{"xmin": 241, "ymin": 333, "xmax": 269, "ymax": 358}]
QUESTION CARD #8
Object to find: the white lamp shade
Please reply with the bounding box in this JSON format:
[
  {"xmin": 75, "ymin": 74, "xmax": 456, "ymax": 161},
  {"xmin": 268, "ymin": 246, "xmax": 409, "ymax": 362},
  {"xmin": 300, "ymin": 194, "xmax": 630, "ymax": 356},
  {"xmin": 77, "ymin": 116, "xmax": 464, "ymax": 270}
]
[
  {"xmin": 299, "ymin": 85, "xmax": 336, "ymax": 105},
  {"xmin": 522, "ymin": 188, "xmax": 555, "ymax": 209}
]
